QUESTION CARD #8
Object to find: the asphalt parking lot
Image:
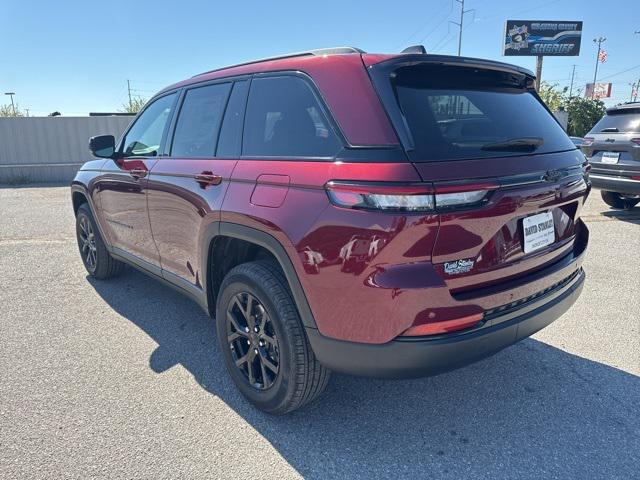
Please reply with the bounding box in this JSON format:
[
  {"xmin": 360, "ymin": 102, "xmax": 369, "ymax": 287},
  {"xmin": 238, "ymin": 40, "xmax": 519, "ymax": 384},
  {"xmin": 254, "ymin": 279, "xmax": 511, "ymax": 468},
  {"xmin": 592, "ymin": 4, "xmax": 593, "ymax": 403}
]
[{"xmin": 1, "ymin": 185, "xmax": 638, "ymax": 479}]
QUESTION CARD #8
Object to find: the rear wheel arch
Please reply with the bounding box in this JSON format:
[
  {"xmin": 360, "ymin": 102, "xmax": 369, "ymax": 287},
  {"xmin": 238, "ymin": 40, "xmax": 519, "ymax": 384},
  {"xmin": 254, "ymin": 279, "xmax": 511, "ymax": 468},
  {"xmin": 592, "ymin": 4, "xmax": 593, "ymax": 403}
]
[{"xmin": 203, "ymin": 222, "xmax": 317, "ymax": 329}]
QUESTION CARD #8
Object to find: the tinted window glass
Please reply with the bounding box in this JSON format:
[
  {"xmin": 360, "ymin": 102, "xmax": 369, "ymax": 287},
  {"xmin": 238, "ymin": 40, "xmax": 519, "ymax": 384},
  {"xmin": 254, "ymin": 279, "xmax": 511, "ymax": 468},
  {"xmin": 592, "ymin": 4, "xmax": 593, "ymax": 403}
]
[
  {"xmin": 393, "ymin": 66, "xmax": 575, "ymax": 162},
  {"xmin": 171, "ymin": 83, "xmax": 231, "ymax": 158},
  {"xmin": 590, "ymin": 111, "xmax": 640, "ymax": 133},
  {"xmin": 122, "ymin": 93, "xmax": 176, "ymax": 157},
  {"xmin": 243, "ymin": 76, "xmax": 341, "ymax": 158},
  {"xmin": 217, "ymin": 81, "xmax": 249, "ymax": 158}
]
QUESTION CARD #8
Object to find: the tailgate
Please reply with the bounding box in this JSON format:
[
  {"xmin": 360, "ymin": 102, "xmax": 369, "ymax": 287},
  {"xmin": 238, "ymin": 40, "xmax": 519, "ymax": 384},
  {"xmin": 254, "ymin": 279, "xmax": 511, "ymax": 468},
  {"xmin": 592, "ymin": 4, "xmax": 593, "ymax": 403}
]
[{"xmin": 413, "ymin": 150, "xmax": 589, "ymax": 295}]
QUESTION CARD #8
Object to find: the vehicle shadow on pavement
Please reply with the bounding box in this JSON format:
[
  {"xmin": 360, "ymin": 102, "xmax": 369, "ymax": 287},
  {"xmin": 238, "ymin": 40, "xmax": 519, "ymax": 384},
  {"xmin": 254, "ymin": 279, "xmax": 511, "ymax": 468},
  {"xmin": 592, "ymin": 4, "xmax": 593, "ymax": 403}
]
[
  {"xmin": 88, "ymin": 268, "xmax": 640, "ymax": 479},
  {"xmin": 601, "ymin": 206, "xmax": 640, "ymax": 225}
]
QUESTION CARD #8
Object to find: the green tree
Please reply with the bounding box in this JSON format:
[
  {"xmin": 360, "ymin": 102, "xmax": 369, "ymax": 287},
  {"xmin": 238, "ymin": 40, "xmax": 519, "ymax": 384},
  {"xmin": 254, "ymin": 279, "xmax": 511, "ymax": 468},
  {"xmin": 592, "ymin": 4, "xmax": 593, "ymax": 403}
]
[
  {"xmin": 538, "ymin": 81, "xmax": 568, "ymax": 112},
  {"xmin": 120, "ymin": 96, "xmax": 147, "ymax": 114},
  {"xmin": 537, "ymin": 82, "xmax": 607, "ymax": 137},
  {"xmin": 0, "ymin": 103, "xmax": 25, "ymax": 117},
  {"xmin": 566, "ymin": 96, "xmax": 606, "ymax": 137}
]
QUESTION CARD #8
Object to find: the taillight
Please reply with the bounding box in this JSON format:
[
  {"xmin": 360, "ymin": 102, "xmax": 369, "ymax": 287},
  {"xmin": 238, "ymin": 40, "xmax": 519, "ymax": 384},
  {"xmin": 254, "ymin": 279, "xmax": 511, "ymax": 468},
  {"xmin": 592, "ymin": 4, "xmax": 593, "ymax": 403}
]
[
  {"xmin": 325, "ymin": 181, "xmax": 497, "ymax": 212},
  {"xmin": 325, "ymin": 182, "xmax": 435, "ymax": 212},
  {"xmin": 582, "ymin": 137, "xmax": 594, "ymax": 146},
  {"xmin": 631, "ymin": 138, "xmax": 640, "ymax": 146},
  {"xmin": 433, "ymin": 182, "xmax": 499, "ymax": 210}
]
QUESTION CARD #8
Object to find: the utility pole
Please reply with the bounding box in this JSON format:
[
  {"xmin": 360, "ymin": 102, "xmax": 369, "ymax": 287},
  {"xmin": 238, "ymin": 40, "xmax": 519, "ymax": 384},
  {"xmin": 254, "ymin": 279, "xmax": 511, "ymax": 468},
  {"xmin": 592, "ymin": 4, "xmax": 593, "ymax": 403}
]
[
  {"xmin": 25, "ymin": 108, "xmax": 29, "ymax": 117},
  {"xmin": 127, "ymin": 80, "xmax": 132, "ymax": 105},
  {"xmin": 632, "ymin": 78, "xmax": 640, "ymax": 102},
  {"xmin": 568, "ymin": 65, "xmax": 577, "ymax": 98},
  {"xmin": 451, "ymin": 0, "xmax": 474, "ymax": 56},
  {"xmin": 592, "ymin": 37, "xmax": 606, "ymax": 98},
  {"xmin": 4, "ymin": 92, "xmax": 16, "ymax": 115}
]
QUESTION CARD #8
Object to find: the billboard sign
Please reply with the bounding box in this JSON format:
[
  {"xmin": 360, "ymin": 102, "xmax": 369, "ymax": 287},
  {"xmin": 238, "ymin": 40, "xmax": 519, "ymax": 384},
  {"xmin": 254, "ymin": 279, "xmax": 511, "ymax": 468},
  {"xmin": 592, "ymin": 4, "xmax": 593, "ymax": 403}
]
[
  {"xmin": 585, "ymin": 83, "xmax": 612, "ymax": 99},
  {"xmin": 503, "ymin": 20, "xmax": 583, "ymax": 56}
]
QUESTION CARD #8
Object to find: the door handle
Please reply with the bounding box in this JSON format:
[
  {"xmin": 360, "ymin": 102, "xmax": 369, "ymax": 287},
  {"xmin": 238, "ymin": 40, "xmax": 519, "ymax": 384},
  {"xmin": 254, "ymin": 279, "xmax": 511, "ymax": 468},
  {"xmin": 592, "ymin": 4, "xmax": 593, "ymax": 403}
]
[
  {"xmin": 194, "ymin": 171, "xmax": 222, "ymax": 188},
  {"xmin": 129, "ymin": 168, "xmax": 148, "ymax": 179}
]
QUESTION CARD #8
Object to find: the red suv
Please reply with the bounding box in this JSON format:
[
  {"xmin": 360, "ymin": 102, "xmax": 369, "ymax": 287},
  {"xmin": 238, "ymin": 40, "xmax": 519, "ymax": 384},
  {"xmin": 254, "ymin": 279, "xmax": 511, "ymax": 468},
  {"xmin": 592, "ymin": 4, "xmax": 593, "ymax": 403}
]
[{"xmin": 72, "ymin": 46, "xmax": 589, "ymax": 414}]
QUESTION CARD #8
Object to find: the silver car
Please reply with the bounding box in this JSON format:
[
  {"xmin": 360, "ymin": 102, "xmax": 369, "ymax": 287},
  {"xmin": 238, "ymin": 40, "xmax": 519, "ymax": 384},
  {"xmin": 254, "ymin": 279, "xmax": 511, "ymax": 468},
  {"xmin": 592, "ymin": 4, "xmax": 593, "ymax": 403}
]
[{"xmin": 582, "ymin": 102, "xmax": 640, "ymax": 209}]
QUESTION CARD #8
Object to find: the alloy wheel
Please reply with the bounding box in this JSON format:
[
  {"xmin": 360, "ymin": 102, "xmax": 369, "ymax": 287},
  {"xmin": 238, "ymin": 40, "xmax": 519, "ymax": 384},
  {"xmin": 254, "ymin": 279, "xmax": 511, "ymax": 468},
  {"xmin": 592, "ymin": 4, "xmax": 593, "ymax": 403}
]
[
  {"xmin": 78, "ymin": 215, "xmax": 97, "ymax": 271},
  {"xmin": 226, "ymin": 292, "xmax": 280, "ymax": 390}
]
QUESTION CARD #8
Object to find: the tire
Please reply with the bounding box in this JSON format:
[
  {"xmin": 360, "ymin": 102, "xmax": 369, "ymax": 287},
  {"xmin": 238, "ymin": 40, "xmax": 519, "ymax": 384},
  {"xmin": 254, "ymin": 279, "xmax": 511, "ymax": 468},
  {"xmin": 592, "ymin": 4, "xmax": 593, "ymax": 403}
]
[
  {"xmin": 216, "ymin": 260, "xmax": 330, "ymax": 414},
  {"xmin": 601, "ymin": 190, "xmax": 640, "ymax": 210},
  {"xmin": 75, "ymin": 203, "xmax": 124, "ymax": 279}
]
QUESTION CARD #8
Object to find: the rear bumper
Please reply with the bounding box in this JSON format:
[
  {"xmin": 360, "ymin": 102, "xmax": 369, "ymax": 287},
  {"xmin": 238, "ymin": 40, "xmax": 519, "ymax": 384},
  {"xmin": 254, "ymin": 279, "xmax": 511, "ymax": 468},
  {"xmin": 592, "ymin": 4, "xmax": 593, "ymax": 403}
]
[
  {"xmin": 307, "ymin": 268, "xmax": 585, "ymax": 379},
  {"xmin": 590, "ymin": 174, "xmax": 640, "ymax": 195}
]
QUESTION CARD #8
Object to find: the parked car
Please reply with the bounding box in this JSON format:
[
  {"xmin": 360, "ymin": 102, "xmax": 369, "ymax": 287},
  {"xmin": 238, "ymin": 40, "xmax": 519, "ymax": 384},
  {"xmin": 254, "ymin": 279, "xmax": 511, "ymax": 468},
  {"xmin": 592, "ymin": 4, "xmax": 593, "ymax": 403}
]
[
  {"xmin": 582, "ymin": 102, "xmax": 640, "ymax": 209},
  {"xmin": 570, "ymin": 136, "xmax": 584, "ymax": 146},
  {"xmin": 72, "ymin": 46, "xmax": 589, "ymax": 414}
]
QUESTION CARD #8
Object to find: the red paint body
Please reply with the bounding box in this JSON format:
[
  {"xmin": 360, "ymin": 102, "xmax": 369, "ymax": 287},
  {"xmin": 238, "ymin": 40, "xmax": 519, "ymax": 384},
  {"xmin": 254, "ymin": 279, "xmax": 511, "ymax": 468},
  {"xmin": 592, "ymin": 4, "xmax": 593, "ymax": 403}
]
[{"xmin": 73, "ymin": 51, "xmax": 589, "ymax": 348}]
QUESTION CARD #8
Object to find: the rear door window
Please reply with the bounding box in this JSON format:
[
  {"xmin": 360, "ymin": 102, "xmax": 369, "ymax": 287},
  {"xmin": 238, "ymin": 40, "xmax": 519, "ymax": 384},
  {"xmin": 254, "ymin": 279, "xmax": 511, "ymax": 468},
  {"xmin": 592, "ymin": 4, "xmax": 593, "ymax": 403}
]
[
  {"xmin": 171, "ymin": 83, "xmax": 231, "ymax": 158},
  {"xmin": 243, "ymin": 76, "xmax": 341, "ymax": 158},
  {"xmin": 392, "ymin": 65, "xmax": 576, "ymax": 162},
  {"xmin": 590, "ymin": 111, "xmax": 640, "ymax": 133}
]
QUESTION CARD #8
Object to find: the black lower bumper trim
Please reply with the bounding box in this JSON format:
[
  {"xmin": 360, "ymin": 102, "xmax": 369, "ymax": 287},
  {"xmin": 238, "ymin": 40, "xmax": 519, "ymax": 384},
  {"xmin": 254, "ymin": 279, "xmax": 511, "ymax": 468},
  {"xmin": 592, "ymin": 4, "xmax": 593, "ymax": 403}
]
[
  {"xmin": 306, "ymin": 269, "xmax": 585, "ymax": 379},
  {"xmin": 590, "ymin": 174, "xmax": 640, "ymax": 195}
]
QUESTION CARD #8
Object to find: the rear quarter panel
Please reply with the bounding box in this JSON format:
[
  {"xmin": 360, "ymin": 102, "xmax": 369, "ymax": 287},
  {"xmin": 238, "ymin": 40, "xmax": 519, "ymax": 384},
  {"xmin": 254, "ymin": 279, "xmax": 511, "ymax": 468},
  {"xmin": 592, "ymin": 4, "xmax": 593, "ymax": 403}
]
[{"xmin": 222, "ymin": 160, "xmax": 441, "ymax": 343}]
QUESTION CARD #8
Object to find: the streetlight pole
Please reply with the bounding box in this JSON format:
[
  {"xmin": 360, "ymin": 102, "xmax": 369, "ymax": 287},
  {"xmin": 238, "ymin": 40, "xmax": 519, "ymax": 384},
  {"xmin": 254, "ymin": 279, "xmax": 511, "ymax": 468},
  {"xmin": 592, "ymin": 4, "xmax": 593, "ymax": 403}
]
[
  {"xmin": 4, "ymin": 92, "xmax": 16, "ymax": 115},
  {"xmin": 592, "ymin": 37, "xmax": 606, "ymax": 99}
]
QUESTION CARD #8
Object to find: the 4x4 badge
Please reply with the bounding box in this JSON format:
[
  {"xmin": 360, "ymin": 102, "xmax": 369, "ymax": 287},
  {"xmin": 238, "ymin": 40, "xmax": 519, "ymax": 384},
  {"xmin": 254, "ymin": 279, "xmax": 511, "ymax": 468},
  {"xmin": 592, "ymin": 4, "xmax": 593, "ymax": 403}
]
[{"xmin": 444, "ymin": 258, "xmax": 475, "ymax": 275}]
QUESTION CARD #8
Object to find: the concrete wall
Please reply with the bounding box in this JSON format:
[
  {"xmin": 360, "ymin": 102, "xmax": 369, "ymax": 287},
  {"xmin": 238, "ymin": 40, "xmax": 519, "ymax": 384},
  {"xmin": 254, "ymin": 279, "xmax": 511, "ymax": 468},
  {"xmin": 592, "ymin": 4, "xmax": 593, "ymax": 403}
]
[{"xmin": 0, "ymin": 116, "xmax": 133, "ymax": 183}]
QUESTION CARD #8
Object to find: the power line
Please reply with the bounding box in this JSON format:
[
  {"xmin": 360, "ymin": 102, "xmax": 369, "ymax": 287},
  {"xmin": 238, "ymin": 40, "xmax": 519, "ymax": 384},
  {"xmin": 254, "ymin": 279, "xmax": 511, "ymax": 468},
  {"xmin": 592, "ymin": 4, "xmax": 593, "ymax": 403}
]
[
  {"xmin": 431, "ymin": 28, "xmax": 454, "ymax": 52},
  {"xmin": 477, "ymin": 0, "xmax": 560, "ymax": 22},
  {"xmin": 433, "ymin": 35, "xmax": 456, "ymax": 53},
  {"xmin": 598, "ymin": 63, "xmax": 640, "ymax": 81},
  {"xmin": 394, "ymin": 0, "xmax": 451, "ymax": 49},
  {"xmin": 417, "ymin": 0, "xmax": 456, "ymax": 46}
]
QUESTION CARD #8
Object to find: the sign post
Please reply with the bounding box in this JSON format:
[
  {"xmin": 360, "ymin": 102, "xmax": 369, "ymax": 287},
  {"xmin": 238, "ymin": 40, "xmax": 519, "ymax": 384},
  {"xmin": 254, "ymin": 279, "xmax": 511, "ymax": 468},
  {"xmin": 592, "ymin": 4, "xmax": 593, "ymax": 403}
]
[
  {"xmin": 503, "ymin": 20, "xmax": 583, "ymax": 92},
  {"xmin": 535, "ymin": 56, "xmax": 543, "ymax": 91}
]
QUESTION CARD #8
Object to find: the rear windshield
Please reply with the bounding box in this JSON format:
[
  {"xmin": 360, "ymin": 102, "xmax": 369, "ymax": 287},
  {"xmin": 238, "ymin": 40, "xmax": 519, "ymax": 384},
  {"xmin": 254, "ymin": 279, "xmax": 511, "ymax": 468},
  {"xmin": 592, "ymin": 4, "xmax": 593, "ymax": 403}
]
[
  {"xmin": 590, "ymin": 110, "xmax": 640, "ymax": 133},
  {"xmin": 392, "ymin": 65, "xmax": 576, "ymax": 162}
]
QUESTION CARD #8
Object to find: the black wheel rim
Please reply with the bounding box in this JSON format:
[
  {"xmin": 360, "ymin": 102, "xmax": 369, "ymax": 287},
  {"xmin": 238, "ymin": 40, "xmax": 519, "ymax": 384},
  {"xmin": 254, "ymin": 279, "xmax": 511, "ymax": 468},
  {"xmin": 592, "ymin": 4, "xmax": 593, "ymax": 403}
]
[
  {"xmin": 78, "ymin": 215, "xmax": 97, "ymax": 272},
  {"xmin": 226, "ymin": 292, "xmax": 280, "ymax": 390}
]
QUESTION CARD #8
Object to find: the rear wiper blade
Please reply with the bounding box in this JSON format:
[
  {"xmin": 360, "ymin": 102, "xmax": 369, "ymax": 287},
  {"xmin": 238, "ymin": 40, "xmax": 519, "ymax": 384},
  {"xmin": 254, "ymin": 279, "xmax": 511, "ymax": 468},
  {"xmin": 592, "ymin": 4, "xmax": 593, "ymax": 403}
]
[
  {"xmin": 601, "ymin": 127, "xmax": 619, "ymax": 132},
  {"xmin": 481, "ymin": 137, "xmax": 544, "ymax": 151}
]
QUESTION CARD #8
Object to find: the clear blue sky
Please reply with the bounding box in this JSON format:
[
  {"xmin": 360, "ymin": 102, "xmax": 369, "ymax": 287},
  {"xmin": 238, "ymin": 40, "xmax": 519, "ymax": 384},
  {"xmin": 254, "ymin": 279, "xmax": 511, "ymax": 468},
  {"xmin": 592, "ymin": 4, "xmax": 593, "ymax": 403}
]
[{"xmin": 2, "ymin": 0, "xmax": 638, "ymax": 116}]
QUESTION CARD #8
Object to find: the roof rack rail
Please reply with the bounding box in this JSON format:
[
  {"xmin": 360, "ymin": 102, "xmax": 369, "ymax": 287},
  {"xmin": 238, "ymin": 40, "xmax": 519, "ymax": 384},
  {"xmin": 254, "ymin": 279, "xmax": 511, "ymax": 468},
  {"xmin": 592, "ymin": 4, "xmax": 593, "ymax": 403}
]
[{"xmin": 192, "ymin": 46, "xmax": 365, "ymax": 78}]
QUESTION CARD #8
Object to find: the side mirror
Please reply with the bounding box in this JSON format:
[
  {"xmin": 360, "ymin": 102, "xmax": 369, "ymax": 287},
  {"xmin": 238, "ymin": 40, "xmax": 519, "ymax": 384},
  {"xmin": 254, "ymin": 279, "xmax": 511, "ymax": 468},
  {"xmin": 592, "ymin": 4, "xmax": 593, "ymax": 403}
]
[{"xmin": 89, "ymin": 135, "xmax": 116, "ymax": 158}]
